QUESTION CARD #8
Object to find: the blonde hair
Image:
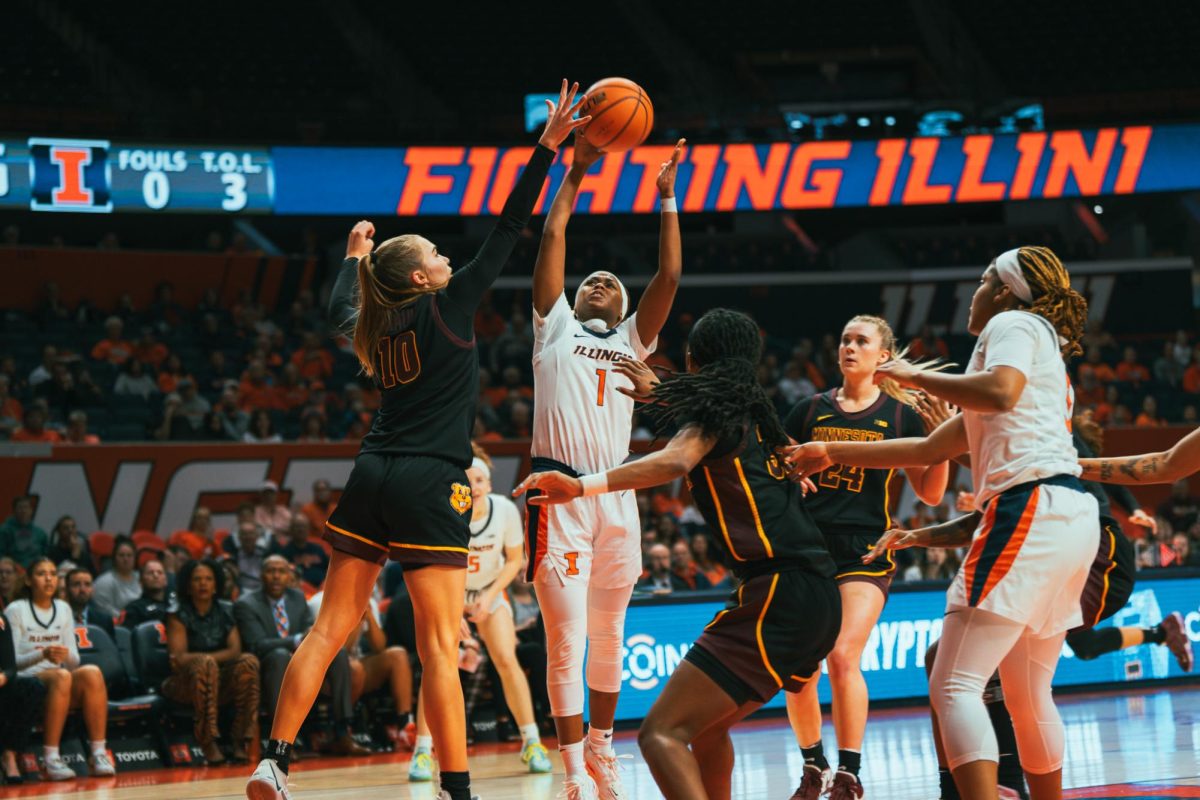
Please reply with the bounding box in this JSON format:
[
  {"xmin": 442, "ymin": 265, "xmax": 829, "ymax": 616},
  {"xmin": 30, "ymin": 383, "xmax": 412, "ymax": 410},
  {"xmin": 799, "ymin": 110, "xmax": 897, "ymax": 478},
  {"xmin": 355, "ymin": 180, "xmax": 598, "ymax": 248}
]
[
  {"xmin": 846, "ymin": 314, "xmax": 952, "ymax": 407},
  {"xmin": 1012, "ymin": 246, "xmax": 1087, "ymax": 358},
  {"xmin": 470, "ymin": 441, "xmax": 493, "ymax": 469},
  {"xmin": 352, "ymin": 235, "xmax": 443, "ymax": 378}
]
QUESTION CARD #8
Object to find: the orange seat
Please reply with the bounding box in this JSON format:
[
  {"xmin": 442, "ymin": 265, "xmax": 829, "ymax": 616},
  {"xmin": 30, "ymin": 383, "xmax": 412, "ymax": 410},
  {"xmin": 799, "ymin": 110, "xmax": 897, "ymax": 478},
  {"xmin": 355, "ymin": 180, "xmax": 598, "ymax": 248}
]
[
  {"xmin": 132, "ymin": 530, "xmax": 166, "ymax": 551},
  {"xmin": 89, "ymin": 531, "xmax": 115, "ymax": 572}
]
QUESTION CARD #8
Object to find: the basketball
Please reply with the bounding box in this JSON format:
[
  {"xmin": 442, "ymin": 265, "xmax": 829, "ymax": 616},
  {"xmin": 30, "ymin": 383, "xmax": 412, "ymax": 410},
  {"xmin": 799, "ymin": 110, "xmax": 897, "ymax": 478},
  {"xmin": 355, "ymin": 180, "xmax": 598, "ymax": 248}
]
[{"xmin": 579, "ymin": 77, "xmax": 654, "ymax": 152}]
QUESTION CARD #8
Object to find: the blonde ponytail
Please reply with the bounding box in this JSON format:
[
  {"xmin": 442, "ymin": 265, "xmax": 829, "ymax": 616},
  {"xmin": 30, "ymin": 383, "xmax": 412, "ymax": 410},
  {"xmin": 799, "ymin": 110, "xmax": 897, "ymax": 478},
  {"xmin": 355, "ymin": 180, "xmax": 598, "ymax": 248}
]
[{"xmin": 350, "ymin": 235, "xmax": 433, "ymax": 378}]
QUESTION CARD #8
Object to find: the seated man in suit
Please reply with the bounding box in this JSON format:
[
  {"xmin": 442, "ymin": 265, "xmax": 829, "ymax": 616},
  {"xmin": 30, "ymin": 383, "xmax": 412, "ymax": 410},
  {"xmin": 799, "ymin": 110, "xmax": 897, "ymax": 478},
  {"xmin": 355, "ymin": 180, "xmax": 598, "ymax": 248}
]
[
  {"xmin": 65, "ymin": 567, "xmax": 115, "ymax": 638},
  {"xmin": 233, "ymin": 555, "xmax": 369, "ymax": 757},
  {"xmin": 120, "ymin": 559, "xmax": 174, "ymax": 629}
]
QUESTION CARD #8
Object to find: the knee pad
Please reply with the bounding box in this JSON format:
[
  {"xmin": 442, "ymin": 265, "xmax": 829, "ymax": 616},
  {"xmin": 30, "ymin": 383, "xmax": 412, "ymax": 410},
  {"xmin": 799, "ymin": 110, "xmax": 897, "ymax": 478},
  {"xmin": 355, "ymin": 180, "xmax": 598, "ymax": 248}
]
[
  {"xmin": 585, "ymin": 600, "xmax": 628, "ymax": 694},
  {"xmin": 544, "ymin": 612, "xmax": 586, "ymax": 717}
]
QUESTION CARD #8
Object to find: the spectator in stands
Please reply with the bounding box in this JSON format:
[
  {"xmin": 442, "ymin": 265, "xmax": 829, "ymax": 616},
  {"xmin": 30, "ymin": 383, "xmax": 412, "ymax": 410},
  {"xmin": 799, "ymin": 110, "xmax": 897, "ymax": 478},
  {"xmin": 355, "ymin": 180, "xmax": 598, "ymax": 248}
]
[
  {"xmin": 133, "ymin": 327, "xmax": 168, "ymax": 370},
  {"xmin": 300, "ymin": 479, "xmax": 335, "ymax": 534},
  {"xmin": 170, "ymin": 507, "xmax": 219, "ymax": 560},
  {"xmin": 1136, "ymin": 395, "xmax": 1164, "ymax": 427},
  {"xmin": 5, "ymin": 557, "xmax": 115, "ymax": 779},
  {"xmin": 154, "ymin": 393, "xmax": 194, "ymax": 441},
  {"xmin": 163, "ymin": 558, "xmax": 259, "ymax": 764},
  {"xmin": 1115, "ymin": 345, "xmax": 1150, "ymax": 384},
  {"xmin": 1172, "ymin": 330, "xmax": 1192, "ymax": 367},
  {"xmin": 0, "ymin": 558, "xmax": 17, "ymax": 611},
  {"xmin": 290, "ymin": 331, "xmax": 333, "ymax": 381},
  {"xmin": 275, "ymin": 516, "xmax": 329, "ymax": 588},
  {"xmin": 1157, "ymin": 480, "xmax": 1199, "ymax": 536},
  {"xmin": 253, "ymin": 482, "xmax": 290, "ymax": 545},
  {"xmin": 296, "ymin": 410, "xmax": 329, "ymax": 442},
  {"xmin": 244, "ymin": 409, "xmax": 283, "ymax": 444},
  {"xmin": 0, "ymin": 598, "xmax": 48, "ymax": 785},
  {"xmin": 121, "ymin": 559, "xmax": 173, "ymax": 628},
  {"xmin": 1112, "ymin": 404, "xmax": 1134, "ymax": 425},
  {"xmin": 65, "ymin": 568, "xmax": 115, "ymax": 636},
  {"xmin": 274, "ymin": 363, "xmax": 309, "ymax": 413},
  {"xmin": 0, "ymin": 496, "xmax": 47, "ymax": 568},
  {"xmin": 199, "ymin": 410, "xmax": 233, "ymax": 441},
  {"xmin": 90, "ymin": 316, "xmax": 134, "ymax": 366},
  {"xmin": 669, "ymin": 540, "xmax": 712, "ymax": 591},
  {"xmin": 28, "ymin": 345, "xmax": 58, "ymax": 388},
  {"xmin": 503, "ymin": 399, "xmax": 533, "ymax": 439},
  {"xmin": 224, "ymin": 520, "xmax": 268, "ymax": 593},
  {"xmin": 113, "ymin": 359, "xmax": 157, "ymax": 400},
  {"xmin": 238, "ymin": 359, "xmax": 276, "ymax": 411},
  {"xmin": 1078, "ymin": 346, "xmax": 1115, "ymax": 385},
  {"xmin": 345, "ymin": 603, "xmax": 414, "ymax": 749},
  {"xmin": 637, "ymin": 543, "xmax": 684, "ymax": 593},
  {"xmin": 45, "ymin": 515, "xmax": 89, "ymax": 568},
  {"xmin": 92, "ymin": 536, "xmax": 140, "ymax": 611},
  {"xmin": 1185, "ymin": 346, "xmax": 1200, "ymax": 395},
  {"xmin": 217, "ymin": 386, "xmax": 251, "ymax": 439},
  {"xmin": 1184, "ymin": 405, "xmax": 1198, "ymax": 425},
  {"xmin": 1156, "ymin": 341, "xmax": 1184, "ymax": 387},
  {"xmin": 11, "ymin": 406, "xmax": 62, "ymax": 443},
  {"xmin": 490, "ymin": 309, "xmax": 534, "ymax": 374},
  {"xmin": 0, "ymin": 375, "xmax": 22, "ymax": 436},
  {"xmin": 234, "ymin": 555, "xmax": 368, "ymax": 756},
  {"xmin": 1092, "ymin": 384, "xmax": 1119, "ymax": 426},
  {"xmin": 908, "ymin": 324, "xmax": 949, "ymax": 360},
  {"xmin": 688, "ymin": 532, "xmax": 728, "ymax": 588},
  {"xmin": 199, "ymin": 349, "xmax": 235, "ymax": 396},
  {"xmin": 156, "ymin": 353, "xmax": 189, "ymax": 394},
  {"xmin": 778, "ymin": 360, "xmax": 817, "ymax": 407},
  {"xmin": 74, "ymin": 369, "xmax": 105, "ymax": 407},
  {"xmin": 148, "ymin": 281, "xmax": 185, "ymax": 330},
  {"xmin": 34, "ymin": 363, "xmax": 85, "ymax": 416},
  {"xmin": 63, "ymin": 410, "xmax": 100, "ymax": 444},
  {"xmin": 1169, "ymin": 533, "xmax": 1200, "ymax": 568}
]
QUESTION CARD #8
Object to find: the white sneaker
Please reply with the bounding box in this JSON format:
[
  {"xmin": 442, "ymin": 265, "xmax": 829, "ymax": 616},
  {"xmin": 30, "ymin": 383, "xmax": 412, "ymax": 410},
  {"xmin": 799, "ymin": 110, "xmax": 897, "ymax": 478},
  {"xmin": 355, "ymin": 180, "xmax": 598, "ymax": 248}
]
[
  {"xmin": 434, "ymin": 793, "xmax": 480, "ymax": 800},
  {"xmin": 90, "ymin": 751, "xmax": 117, "ymax": 776},
  {"xmin": 558, "ymin": 773, "xmax": 600, "ymax": 799},
  {"xmin": 246, "ymin": 758, "xmax": 292, "ymax": 800},
  {"xmin": 584, "ymin": 744, "xmax": 629, "ymax": 800},
  {"xmin": 43, "ymin": 754, "xmax": 76, "ymax": 781}
]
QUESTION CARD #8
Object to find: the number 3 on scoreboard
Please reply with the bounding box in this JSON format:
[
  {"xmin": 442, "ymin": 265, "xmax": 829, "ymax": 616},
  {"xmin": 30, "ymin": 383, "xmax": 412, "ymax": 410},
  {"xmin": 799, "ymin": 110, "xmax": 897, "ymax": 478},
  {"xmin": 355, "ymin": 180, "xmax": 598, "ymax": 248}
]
[{"xmin": 378, "ymin": 330, "xmax": 421, "ymax": 388}]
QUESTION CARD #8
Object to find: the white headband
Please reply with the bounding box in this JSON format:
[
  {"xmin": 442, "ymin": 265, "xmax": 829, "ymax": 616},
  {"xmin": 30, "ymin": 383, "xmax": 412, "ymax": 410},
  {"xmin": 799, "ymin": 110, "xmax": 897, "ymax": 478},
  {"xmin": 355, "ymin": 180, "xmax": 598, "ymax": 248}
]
[
  {"xmin": 577, "ymin": 271, "xmax": 629, "ymax": 321},
  {"xmin": 995, "ymin": 249, "xmax": 1033, "ymax": 303},
  {"xmin": 470, "ymin": 457, "xmax": 491, "ymax": 480}
]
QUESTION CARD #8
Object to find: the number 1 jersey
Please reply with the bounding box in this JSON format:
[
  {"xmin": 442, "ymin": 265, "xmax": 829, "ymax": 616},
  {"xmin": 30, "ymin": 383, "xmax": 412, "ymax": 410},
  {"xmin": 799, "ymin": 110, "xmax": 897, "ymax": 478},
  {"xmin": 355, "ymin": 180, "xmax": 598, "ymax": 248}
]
[
  {"xmin": 783, "ymin": 390, "xmax": 926, "ymax": 536},
  {"xmin": 531, "ymin": 294, "xmax": 656, "ymax": 473}
]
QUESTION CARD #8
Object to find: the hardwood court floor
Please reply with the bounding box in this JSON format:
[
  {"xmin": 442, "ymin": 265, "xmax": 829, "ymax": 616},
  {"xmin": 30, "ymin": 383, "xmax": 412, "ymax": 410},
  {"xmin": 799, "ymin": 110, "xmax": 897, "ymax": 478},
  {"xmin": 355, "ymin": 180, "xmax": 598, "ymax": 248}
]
[{"xmin": 8, "ymin": 684, "xmax": 1200, "ymax": 799}]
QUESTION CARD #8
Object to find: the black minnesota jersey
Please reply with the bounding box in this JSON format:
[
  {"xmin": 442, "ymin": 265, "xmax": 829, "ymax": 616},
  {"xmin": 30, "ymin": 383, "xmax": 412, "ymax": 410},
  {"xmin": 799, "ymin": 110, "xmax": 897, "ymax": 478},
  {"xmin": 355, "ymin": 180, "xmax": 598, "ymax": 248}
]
[
  {"xmin": 783, "ymin": 390, "xmax": 925, "ymax": 536},
  {"xmin": 685, "ymin": 423, "xmax": 835, "ymax": 581}
]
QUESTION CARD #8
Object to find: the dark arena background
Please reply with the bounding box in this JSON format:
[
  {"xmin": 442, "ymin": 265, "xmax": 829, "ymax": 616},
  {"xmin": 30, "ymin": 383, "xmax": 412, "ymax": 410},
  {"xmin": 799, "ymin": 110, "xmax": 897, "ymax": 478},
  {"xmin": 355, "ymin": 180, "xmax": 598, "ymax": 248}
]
[{"xmin": 1, "ymin": 1, "xmax": 1198, "ymax": 798}]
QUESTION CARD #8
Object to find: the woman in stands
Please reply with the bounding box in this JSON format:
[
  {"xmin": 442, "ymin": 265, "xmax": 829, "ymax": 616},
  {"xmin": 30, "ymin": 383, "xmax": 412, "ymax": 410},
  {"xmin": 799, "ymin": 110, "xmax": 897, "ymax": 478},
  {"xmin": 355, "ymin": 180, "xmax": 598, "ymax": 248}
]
[
  {"xmin": 407, "ymin": 451, "xmax": 552, "ymax": 781},
  {"xmin": 516, "ymin": 308, "xmax": 840, "ymax": 800},
  {"xmin": 3, "ymin": 556, "xmax": 114, "ymax": 780},
  {"xmin": 781, "ymin": 315, "xmax": 951, "ymax": 800},
  {"xmin": 164, "ymin": 558, "xmax": 260, "ymax": 765},
  {"xmin": 524, "ymin": 131, "xmax": 684, "ymax": 800},
  {"xmin": 246, "ymin": 81, "xmax": 588, "ymax": 800},
  {"xmin": 787, "ymin": 246, "xmax": 1097, "ymax": 800}
]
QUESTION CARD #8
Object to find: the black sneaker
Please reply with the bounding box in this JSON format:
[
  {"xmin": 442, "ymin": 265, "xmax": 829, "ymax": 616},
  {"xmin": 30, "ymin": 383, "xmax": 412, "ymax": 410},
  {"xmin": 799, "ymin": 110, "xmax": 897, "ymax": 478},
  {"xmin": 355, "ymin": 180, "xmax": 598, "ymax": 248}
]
[{"xmin": 790, "ymin": 764, "xmax": 832, "ymax": 799}]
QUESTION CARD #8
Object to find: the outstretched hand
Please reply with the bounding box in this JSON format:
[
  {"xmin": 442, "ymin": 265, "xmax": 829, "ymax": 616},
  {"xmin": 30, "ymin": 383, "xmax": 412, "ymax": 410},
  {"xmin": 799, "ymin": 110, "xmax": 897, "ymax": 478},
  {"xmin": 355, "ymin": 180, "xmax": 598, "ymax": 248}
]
[
  {"xmin": 657, "ymin": 138, "xmax": 686, "ymax": 198},
  {"xmin": 347, "ymin": 220, "xmax": 375, "ymax": 260},
  {"xmin": 513, "ymin": 470, "xmax": 584, "ymax": 505},
  {"xmin": 539, "ymin": 80, "xmax": 592, "ymax": 151},
  {"xmin": 570, "ymin": 130, "xmax": 605, "ymax": 172},
  {"xmin": 614, "ymin": 359, "xmax": 660, "ymax": 402},
  {"xmin": 863, "ymin": 527, "xmax": 923, "ymax": 563},
  {"xmin": 780, "ymin": 442, "xmax": 833, "ymax": 482},
  {"xmin": 914, "ymin": 391, "xmax": 958, "ymax": 433}
]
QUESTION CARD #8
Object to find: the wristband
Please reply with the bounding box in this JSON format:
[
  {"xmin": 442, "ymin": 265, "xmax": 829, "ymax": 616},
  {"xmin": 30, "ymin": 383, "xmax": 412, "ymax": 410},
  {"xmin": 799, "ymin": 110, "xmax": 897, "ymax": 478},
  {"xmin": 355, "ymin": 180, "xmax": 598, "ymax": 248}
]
[
  {"xmin": 660, "ymin": 197, "xmax": 677, "ymax": 213},
  {"xmin": 579, "ymin": 472, "xmax": 609, "ymax": 497}
]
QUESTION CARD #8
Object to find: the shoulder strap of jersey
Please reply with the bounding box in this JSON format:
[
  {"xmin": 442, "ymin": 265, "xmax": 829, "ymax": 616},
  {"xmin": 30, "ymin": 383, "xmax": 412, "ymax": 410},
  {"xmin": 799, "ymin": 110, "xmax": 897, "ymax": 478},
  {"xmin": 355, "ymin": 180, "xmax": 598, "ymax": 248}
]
[{"xmin": 801, "ymin": 391, "xmax": 826, "ymax": 433}]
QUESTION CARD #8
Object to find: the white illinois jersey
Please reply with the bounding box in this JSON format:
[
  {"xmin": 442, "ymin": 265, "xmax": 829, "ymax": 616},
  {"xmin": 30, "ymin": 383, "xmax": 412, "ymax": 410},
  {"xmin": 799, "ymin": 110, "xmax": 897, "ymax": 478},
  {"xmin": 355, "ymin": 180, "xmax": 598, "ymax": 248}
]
[
  {"xmin": 467, "ymin": 493, "xmax": 524, "ymax": 591},
  {"xmin": 963, "ymin": 310, "xmax": 1080, "ymax": 510},
  {"xmin": 4, "ymin": 598, "xmax": 80, "ymax": 676},
  {"xmin": 531, "ymin": 293, "xmax": 656, "ymax": 474}
]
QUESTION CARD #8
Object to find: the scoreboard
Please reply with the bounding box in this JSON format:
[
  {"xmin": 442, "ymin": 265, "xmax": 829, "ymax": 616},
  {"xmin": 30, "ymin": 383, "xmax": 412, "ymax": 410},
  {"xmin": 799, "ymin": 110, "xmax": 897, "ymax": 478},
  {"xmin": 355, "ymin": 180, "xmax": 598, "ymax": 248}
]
[
  {"xmin": 2, "ymin": 124, "xmax": 1200, "ymax": 215},
  {"xmin": 0, "ymin": 138, "xmax": 272, "ymax": 213}
]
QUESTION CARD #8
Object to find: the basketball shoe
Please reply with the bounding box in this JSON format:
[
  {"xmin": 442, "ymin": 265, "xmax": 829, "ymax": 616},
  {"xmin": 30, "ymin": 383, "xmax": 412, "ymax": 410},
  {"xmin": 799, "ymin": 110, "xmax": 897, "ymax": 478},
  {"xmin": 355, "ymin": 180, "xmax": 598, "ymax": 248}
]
[
  {"xmin": 790, "ymin": 764, "xmax": 832, "ymax": 799},
  {"xmin": 246, "ymin": 759, "xmax": 291, "ymax": 800}
]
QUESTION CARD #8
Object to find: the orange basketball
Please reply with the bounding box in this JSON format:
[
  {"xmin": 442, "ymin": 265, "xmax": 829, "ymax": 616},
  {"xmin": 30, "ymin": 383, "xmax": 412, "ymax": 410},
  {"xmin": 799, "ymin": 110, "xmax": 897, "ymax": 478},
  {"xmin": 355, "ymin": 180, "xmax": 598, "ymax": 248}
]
[{"xmin": 579, "ymin": 77, "xmax": 654, "ymax": 152}]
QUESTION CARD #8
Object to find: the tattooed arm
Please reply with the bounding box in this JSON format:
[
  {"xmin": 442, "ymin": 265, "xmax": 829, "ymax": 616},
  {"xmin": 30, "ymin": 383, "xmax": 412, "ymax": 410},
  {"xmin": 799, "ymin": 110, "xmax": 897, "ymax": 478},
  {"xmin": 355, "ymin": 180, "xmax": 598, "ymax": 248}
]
[
  {"xmin": 862, "ymin": 512, "xmax": 982, "ymax": 564},
  {"xmin": 1080, "ymin": 427, "xmax": 1200, "ymax": 485}
]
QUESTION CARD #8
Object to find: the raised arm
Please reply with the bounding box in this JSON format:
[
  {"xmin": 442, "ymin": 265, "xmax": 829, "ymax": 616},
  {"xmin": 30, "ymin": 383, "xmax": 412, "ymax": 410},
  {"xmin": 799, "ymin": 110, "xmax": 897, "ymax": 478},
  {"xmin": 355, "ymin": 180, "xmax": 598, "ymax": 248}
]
[
  {"xmin": 532, "ymin": 133, "xmax": 604, "ymax": 316},
  {"xmin": 514, "ymin": 425, "xmax": 716, "ymax": 504},
  {"xmin": 328, "ymin": 220, "xmax": 374, "ymax": 333},
  {"xmin": 635, "ymin": 139, "xmax": 686, "ymax": 345},
  {"xmin": 447, "ymin": 80, "xmax": 590, "ymax": 313},
  {"xmin": 877, "ymin": 361, "xmax": 1026, "ymax": 413},
  {"xmin": 1081, "ymin": 427, "xmax": 1200, "ymax": 485}
]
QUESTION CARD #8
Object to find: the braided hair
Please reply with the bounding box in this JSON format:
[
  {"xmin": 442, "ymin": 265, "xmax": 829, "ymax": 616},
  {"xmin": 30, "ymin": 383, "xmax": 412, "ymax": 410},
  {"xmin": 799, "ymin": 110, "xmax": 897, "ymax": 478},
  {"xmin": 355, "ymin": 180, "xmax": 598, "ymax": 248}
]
[
  {"xmin": 648, "ymin": 308, "xmax": 789, "ymax": 452},
  {"xmin": 1014, "ymin": 246, "xmax": 1088, "ymax": 358}
]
